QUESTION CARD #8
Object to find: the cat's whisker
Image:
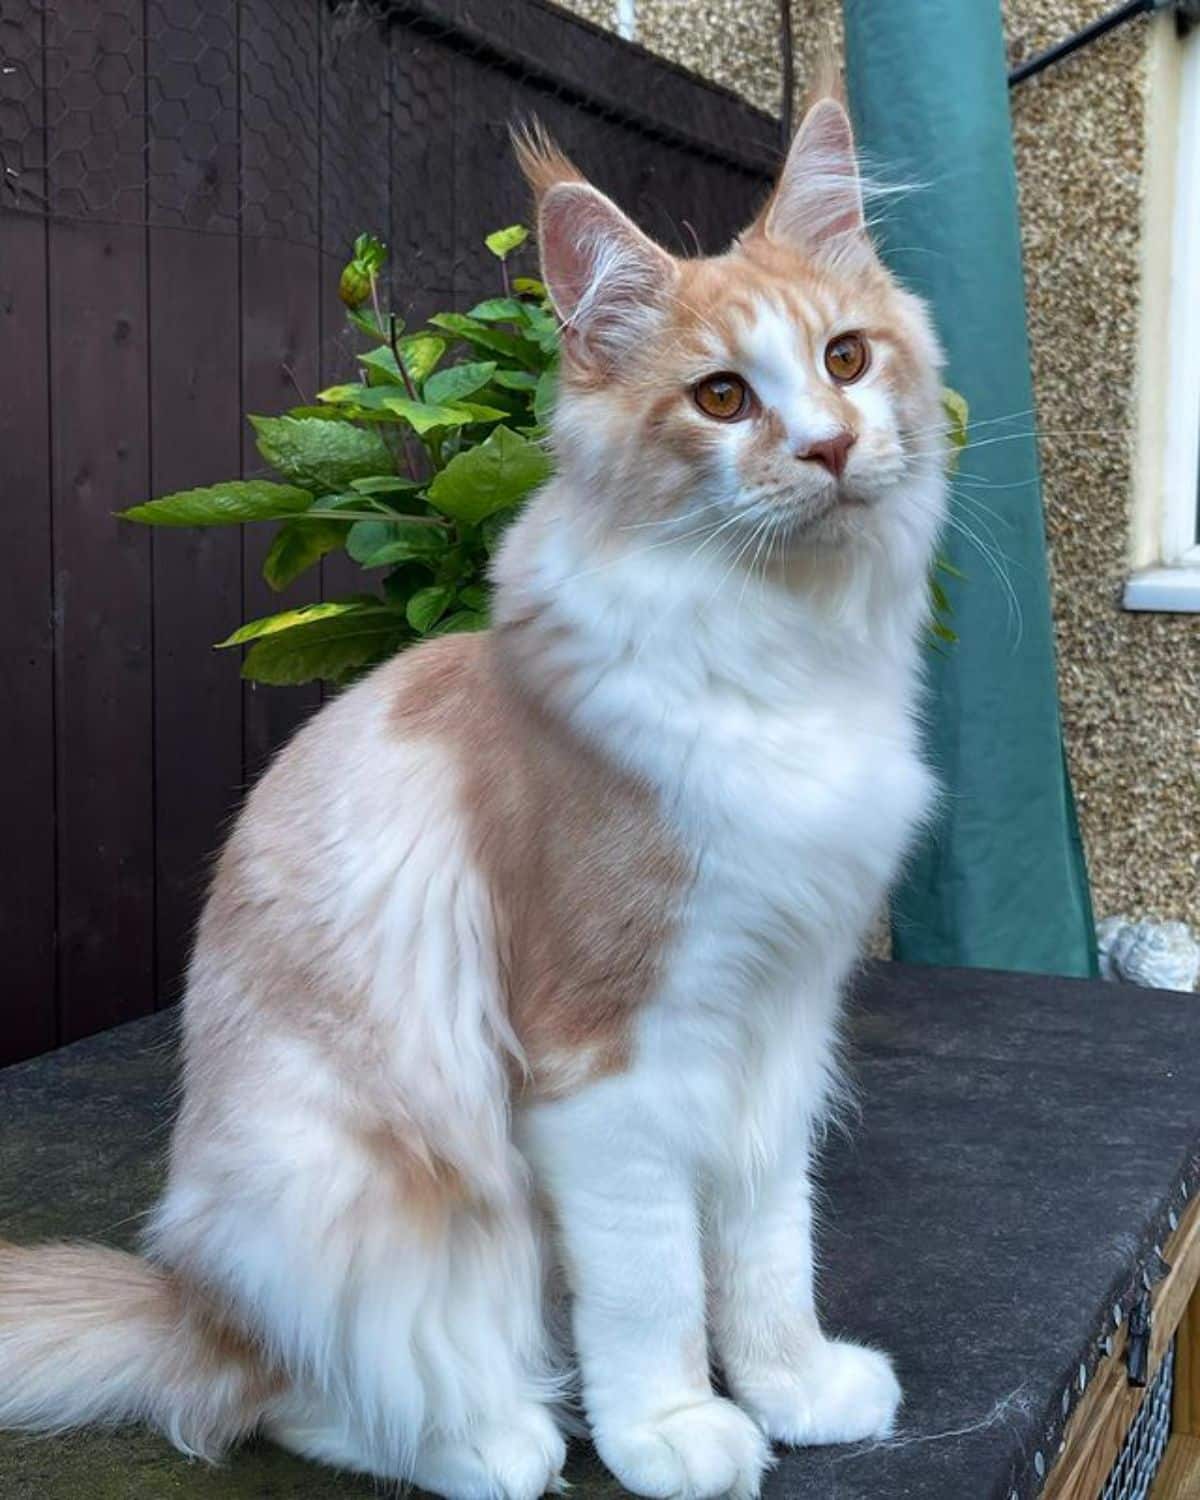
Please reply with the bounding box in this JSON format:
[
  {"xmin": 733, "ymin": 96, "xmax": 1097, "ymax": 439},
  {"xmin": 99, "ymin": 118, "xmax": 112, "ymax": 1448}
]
[
  {"xmin": 910, "ymin": 490, "xmax": 1025, "ymax": 644},
  {"xmin": 619, "ymin": 499, "xmax": 729, "ymax": 532}
]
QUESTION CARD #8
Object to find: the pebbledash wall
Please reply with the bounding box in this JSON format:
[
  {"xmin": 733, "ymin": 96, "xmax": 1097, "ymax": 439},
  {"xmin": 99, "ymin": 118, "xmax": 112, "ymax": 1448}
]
[{"xmin": 561, "ymin": 0, "xmax": 1200, "ymax": 938}]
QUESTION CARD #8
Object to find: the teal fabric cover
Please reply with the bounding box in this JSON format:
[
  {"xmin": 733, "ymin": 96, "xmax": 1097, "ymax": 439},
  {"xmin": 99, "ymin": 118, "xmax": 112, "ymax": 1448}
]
[{"xmin": 842, "ymin": 0, "xmax": 1097, "ymax": 976}]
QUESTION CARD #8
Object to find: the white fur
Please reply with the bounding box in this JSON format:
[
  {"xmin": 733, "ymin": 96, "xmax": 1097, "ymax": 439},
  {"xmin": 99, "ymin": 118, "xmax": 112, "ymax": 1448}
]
[
  {"xmin": 499, "ymin": 279, "xmax": 944, "ymax": 1493},
  {"xmin": 142, "ymin": 715, "xmax": 561, "ymax": 1490}
]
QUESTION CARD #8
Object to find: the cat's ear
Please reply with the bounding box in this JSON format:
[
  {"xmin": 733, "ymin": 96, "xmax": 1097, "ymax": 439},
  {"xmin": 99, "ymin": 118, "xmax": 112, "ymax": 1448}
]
[
  {"xmin": 759, "ymin": 97, "xmax": 868, "ymax": 260},
  {"xmin": 537, "ymin": 183, "xmax": 678, "ymax": 367}
]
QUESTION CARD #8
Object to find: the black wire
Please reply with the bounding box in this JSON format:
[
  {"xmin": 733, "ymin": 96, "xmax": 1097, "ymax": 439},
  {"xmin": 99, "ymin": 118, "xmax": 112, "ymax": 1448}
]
[
  {"xmin": 1008, "ymin": 0, "xmax": 1161, "ymax": 87},
  {"xmin": 779, "ymin": 0, "xmax": 794, "ymax": 149}
]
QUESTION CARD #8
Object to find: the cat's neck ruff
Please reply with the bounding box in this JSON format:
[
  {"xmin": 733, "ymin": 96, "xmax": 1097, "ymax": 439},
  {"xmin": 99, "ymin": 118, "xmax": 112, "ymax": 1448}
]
[{"xmin": 492, "ymin": 464, "xmax": 943, "ymax": 777}]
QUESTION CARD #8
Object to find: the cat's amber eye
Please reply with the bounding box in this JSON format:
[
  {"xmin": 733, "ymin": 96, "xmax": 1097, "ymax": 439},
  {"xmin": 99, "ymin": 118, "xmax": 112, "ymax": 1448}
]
[
  {"xmin": 693, "ymin": 373, "xmax": 751, "ymax": 422},
  {"xmin": 824, "ymin": 332, "xmax": 870, "ymax": 384}
]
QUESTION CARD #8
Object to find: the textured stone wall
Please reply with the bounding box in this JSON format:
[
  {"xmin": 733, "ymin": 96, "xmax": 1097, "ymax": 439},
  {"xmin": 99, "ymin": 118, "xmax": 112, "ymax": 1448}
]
[
  {"xmin": 1005, "ymin": 2, "xmax": 1197, "ymax": 929},
  {"xmin": 556, "ymin": 0, "xmax": 1198, "ymax": 931}
]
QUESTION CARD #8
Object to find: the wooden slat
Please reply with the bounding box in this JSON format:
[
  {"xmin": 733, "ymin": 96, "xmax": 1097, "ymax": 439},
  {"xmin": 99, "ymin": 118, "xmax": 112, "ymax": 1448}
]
[
  {"xmin": 388, "ymin": 0, "xmax": 780, "ymax": 176},
  {"xmin": 1044, "ymin": 1191, "xmax": 1200, "ymax": 1500},
  {"xmin": 1150, "ymin": 1433, "xmax": 1200, "ymax": 1499},
  {"xmin": 0, "ymin": 1, "xmax": 56, "ymax": 1064},
  {"xmin": 46, "ymin": 0, "xmax": 156, "ymax": 1044},
  {"xmin": 1175, "ymin": 1280, "xmax": 1200, "ymax": 1437},
  {"xmin": 390, "ymin": 22, "xmax": 457, "ymax": 323},
  {"xmin": 146, "ymin": 0, "xmax": 244, "ymax": 1007},
  {"xmin": 317, "ymin": 0, "xmax": 391, "ymax": 603},
  {"xmin": 238, "ymin": 0, "xmax": 323, "ymax": 775}
]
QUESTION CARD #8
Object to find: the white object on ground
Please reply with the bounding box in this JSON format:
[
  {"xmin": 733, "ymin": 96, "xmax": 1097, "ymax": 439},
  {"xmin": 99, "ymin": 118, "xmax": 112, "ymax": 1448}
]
[{"xmin": 1097, "ymin": 916, "xmax": 1200, "ymax": 992}]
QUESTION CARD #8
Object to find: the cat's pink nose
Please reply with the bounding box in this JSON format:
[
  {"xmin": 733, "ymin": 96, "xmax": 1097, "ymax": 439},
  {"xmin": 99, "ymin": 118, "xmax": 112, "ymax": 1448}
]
[{"xmin": 798, "ymin": 430, "xmax": 856, "ymax": 479}]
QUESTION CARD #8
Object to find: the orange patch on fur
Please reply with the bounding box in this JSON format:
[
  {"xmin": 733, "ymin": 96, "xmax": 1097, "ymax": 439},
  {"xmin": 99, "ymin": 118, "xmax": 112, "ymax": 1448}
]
[{"xmin": 388, "ymin": 634, "xmax": 693, "ymax": 1098}]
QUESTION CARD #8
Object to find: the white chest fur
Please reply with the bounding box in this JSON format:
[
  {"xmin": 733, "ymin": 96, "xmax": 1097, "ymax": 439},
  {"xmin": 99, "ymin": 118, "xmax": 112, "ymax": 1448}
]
[{"xmin": 509, "ymin": 515, "xmax": 935, "ymax": 1172}]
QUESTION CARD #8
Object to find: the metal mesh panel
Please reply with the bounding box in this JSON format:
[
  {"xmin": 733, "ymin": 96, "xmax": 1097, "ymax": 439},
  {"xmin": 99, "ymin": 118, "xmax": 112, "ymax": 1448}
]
[
  {"xmin": 1099, "ymin": 1339, "xmax": 1175, "ymax": 1500},
  {"xmin": 0, "ymin": 0, "xmax": 779, "ymax": 246}
]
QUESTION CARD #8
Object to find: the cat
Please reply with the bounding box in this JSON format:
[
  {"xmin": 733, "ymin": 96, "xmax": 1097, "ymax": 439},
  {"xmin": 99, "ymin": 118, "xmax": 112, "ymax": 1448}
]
[{"xmin": 0, "ymin": 90, "xmax": 946, "ymax": 1500}]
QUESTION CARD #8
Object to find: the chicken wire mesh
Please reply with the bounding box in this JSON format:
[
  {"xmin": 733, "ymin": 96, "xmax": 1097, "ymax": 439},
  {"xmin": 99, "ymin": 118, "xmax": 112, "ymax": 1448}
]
[
  {"xmin": 0, "ymin": 0, "xmax": 778, "ymax": 263},
  {"xmin": 1099, "ymin": 1338, "xmax": 1175, "ymax": 1500}
]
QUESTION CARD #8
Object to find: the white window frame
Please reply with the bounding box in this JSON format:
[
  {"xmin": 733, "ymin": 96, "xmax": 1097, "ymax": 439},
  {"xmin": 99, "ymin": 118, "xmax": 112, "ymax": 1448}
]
[{"xmin": 1126, "ymin": 13, "xmax": 1200, "ymax": 612}]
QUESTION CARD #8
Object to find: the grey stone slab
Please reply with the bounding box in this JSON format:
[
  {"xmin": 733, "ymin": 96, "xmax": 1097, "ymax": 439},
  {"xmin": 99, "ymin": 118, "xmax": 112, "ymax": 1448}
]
[{"xmin": 2, "ymin": 963, "xmax": 1199, "ymax": 1498}]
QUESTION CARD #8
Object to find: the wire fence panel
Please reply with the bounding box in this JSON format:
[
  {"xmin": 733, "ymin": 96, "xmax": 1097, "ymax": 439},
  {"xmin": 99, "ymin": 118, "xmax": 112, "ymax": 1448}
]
[{"xmin": 0, "ymin": 0, "xmax": 778, "ymax": 1064}]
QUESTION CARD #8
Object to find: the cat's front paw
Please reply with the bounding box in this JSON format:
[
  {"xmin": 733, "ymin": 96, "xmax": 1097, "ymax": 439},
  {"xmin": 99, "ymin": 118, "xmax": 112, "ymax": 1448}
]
[
  {"xmin": 595, "ymin": 1395, "xmax": 771, "ymax": 1500},
  {"xmin": 735, "ymin": 1340, "xmax": 901, "ymax": 1447}
]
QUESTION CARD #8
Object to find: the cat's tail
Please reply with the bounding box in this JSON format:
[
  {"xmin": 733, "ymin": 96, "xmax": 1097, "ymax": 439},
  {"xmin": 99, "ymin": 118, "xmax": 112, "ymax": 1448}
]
[{"xmin": 0, "ymin": 1239, "xmax": 280, "ymax": 1458}]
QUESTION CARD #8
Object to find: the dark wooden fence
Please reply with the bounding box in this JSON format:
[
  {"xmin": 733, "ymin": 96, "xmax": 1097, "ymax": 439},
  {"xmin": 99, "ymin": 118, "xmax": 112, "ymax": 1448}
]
[{"xmin": 0, "ymin": 0, "xmax": 777, "ymax": 1066}]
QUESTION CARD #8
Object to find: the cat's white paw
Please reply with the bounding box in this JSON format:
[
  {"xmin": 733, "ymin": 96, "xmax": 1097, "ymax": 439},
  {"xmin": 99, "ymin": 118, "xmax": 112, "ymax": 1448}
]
[
  {"xmin": 410, "ymin": 1405, "xmax": 567, "ymax": 1500},
  {"xmin": 735, "ymin": 1340, "xmax": 901, "ymax": 1447},
  {"xmin": 595, "ymin": 1395, "xmax": 770, "ymax": 1500}
]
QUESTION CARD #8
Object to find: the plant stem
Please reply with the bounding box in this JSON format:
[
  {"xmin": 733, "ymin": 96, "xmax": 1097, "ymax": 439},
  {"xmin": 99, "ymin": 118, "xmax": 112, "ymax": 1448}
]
[{"xmin": 387, "ymin": 312, "xmax": 419, "ymax": 403}]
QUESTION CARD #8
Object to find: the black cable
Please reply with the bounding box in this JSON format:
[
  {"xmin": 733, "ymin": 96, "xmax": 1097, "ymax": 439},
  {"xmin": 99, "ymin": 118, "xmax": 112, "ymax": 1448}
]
[
  {"xmin": 1008, "ymin": 0, "xmax": 1163, "ymax": 87},
  {"xmin": 779, "ymin": 0, "xmax": 794, "ymax": 149}
]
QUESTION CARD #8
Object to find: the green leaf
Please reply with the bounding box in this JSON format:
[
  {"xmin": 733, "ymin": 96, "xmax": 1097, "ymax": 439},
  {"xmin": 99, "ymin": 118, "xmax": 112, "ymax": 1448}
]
[
  {"xmin": 360, "ymin": 338, "xmax": 446, "ymax": 387},
  {"xmin": 534, "ymin": 367, "xmax": 558, "ymax": 425},
  {"xmin": 262, "ymin": 518, "xmax": 348, "ymax": 590},
  {"xmin": 485, "ymin": 225, "xmax": 529, "ymax": 259},
  {"xmin": 468, "ymin": 297, "xmax": 528, "ymax": 323},
  {"xmin": 457, "ymin": 582, "xmax": 488, "ymax": 611},
  {"xmin": 930, "ymin": 576, "xmax": 951, "ymax": 616},
  {"xmin": 381, "ymin": 396, "xmax": 480, "ymax": 435},
  {"xmin": 120, "ymin": 480, "xmax": 313, "ymax": 527},
  {"xmin": 522, "ymin": 304, "xmax": 559, "ymax": 352},
  {"xmin": 351, "ymin": 233, "xmax": 386, "ymax": 275},
  {"xmin": 346, "ymin": 518, "xmax": 448, "ymax": 568},
  {"xmin": 512, "ymin": 276, "xmax": 547, "ymax": 297},
  {"xmin": 351, "ymin": 475, "xmax": 423, "ymax": 496},
  {"xmin": 424, "ymin": 361, "xmax": 497, "ymax": 406},
  {"xmin": 347, "ymin": 307, "xmax": 392, "ymax": 343},
  {"xmin": 317, "ymin": 382, "xmax": 399, "ymax": 410},
  {"xmin": 286, "ymin": 405, "xmax": 355, "ymax": 422},
  {"xmin": 450, "ymin": 401, "xmax": 509, "ymax": 424},
  {"xmin": 490, "ymin": 369, "xmax": 538, "ymax": 391},
  {"xmin": 250, "ymin": 415, "xmax": 391, "ymax": 493},
  {"xmin": 427, "ymin": 425, "xmax": 552, "ymax": 525},
  {"xmin": 942, "ymin": 386, "xmax": 969, "ymax": 468},
  {"xmin": 433, "ymin": 609, "xmax": 488, "ymax": 635},
  {"xmin": 405, "ymin": 583, "xmax": 454, "ymax": 633},
  {"xmin": 241, "ymin": 611, "xmax": 409, "ymax": 686},
  {"xmin": 428, "ymin": 313, "xmax": 542, "ymax": 369},
  {"xmin": 218, "ymin": 598, "xmax": 378, "ymax": 648}
]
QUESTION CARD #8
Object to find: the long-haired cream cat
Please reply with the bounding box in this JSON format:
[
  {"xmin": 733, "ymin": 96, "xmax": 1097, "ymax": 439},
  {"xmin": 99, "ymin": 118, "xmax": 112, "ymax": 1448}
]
[{"xmin": 0, "ymin": 91, "xmax": 945, "ymax": 1500}]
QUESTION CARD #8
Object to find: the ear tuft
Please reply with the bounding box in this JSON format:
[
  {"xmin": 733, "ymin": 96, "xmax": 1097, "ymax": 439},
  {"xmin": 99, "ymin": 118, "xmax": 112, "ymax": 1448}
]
[
  {"xmin": 511, "ymin": 120, "xmax": 585, "ymax": 203},
  {"xmin": 756, "ymin": 96, "xmax": 867, "ymax": 260}
]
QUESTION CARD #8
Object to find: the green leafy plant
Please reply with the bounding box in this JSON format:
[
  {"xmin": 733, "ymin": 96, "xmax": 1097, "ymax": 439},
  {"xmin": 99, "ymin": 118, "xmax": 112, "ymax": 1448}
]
[
  {"xmin": 122, "ymin": 229, "xmax": 555, "ymax": 687},
  {"xmin": 123, "ymin": 230, "xmax": 963, "ymax": 684}
]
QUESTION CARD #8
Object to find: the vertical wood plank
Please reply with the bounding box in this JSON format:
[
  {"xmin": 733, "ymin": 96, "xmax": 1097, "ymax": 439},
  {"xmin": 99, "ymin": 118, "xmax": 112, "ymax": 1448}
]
[
  {"xmin": 1175, "ymin": 1286, "xmax": 1200, "ymax": 1436},
  {"xmin": 239, "ymin": 0, "xmax": 322, "ymax": 776},
  {"xmin": 318, "ymin": 0, "xmax": 391, "ymax": 602},
  {"xmin": 391, "ymin": 24, "xmax": 457, "ymax": 323},
  {"xmin": 0, "ymin": 0, "xmax": 57, "ymax": 1063},
  {"xmin": 146, "ymin": 0, "xmax": 244, "ymax": 1007},
  {"xmin": 45, "ymin": 0, "xmax": 155, "ymax": 1043}
]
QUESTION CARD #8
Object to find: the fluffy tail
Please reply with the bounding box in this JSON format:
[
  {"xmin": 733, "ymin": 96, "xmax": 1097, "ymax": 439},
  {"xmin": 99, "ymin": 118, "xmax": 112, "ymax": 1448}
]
[{"xmin": 0, "ymin": 1240, "xmax": 280, "ymax": 1458}]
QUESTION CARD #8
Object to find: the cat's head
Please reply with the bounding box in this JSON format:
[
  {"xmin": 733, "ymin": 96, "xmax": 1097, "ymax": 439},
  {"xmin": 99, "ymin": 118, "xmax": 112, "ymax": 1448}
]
[{"xmin": 518, "ymin": 97, "xmax": 945, "ymax": 559}]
